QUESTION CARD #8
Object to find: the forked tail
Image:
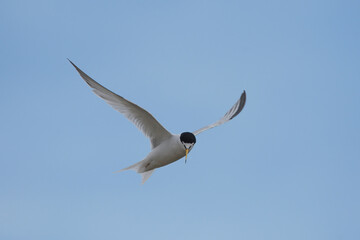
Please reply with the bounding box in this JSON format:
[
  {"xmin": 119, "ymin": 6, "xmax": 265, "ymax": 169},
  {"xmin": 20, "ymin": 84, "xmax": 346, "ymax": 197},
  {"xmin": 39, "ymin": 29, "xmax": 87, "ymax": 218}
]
[{"xmin": 114, "ymin": 161, "xmax": 155, "ymax": 184}]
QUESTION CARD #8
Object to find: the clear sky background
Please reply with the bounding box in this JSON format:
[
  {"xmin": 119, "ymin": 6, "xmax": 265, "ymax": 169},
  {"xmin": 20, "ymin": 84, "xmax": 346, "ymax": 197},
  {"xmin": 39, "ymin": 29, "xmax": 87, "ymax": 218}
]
[{"xmin": 1, "ymin": 0, "xmax": 359, "ymax": 239}]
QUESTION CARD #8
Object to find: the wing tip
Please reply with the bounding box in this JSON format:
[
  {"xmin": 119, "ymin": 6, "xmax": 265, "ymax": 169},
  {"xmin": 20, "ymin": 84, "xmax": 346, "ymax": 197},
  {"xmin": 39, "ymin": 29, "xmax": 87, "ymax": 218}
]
[
  {"xmin": 240, "ymin": 90, "xmax": 246, "ymax": 109},
  {"xmin": 241, "ymin": 90, "xmax": 246, "ymax": 100},
  {"xmin": 67, "ymin": 58, "xmax": 76, "ymax": 67},
  {"xmin": 68, "ymin": 59, "xmax": 98, "ymax": 89},
  {"xmin": 67, "ymin": 58, "xmax": 82, "ymax": 73},
  {"xmin": 229, "ymin": 90, "xmax": 246, "ymax": 120}
]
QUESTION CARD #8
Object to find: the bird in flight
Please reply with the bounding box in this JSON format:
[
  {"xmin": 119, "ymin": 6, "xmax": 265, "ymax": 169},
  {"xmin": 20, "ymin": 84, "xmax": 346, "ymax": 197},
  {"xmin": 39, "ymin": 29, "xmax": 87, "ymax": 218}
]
[{"xmin": 69, "ymin": 60, "xmax": 246, "ymax": 183}]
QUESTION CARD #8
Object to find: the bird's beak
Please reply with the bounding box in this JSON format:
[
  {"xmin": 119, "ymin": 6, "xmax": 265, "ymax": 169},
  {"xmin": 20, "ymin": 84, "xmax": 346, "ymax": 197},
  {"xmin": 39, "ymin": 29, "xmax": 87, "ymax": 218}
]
[{"xmin": 185, "ymin": 148, "xmax": 189, "ymax": 163}]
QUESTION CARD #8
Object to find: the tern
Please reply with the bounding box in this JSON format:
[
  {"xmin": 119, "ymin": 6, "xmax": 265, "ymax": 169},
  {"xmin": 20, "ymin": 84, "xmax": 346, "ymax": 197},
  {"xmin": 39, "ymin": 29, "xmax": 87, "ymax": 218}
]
[{"xmin": 69, "ymin": 60, "xmax": 246, "ymax": 183}]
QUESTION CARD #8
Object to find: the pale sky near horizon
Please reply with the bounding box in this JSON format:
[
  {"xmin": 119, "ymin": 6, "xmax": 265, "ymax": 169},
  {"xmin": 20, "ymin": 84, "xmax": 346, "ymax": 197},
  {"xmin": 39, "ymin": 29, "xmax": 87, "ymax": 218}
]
[{"xmin": 1, "ymin": 0, "xmax": 359, "ymax": 239}]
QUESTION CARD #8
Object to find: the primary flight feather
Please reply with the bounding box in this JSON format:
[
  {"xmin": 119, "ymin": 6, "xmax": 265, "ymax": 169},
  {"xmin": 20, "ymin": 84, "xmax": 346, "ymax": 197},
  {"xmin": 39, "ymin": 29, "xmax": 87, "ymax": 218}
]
[{"xmin": 69, "ymin": 60, "xmax": 246, "ymax": 183}]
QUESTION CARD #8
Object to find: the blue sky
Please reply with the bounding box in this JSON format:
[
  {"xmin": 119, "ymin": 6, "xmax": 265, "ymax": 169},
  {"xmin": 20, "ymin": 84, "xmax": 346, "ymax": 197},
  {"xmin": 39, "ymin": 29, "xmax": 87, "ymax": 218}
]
[{"xmin": 1, "ymin": 0, "xmax": 359, "ymax": 239}]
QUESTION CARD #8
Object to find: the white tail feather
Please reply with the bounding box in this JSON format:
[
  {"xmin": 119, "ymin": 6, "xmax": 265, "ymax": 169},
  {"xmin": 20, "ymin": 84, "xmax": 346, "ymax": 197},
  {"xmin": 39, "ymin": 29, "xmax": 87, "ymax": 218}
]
[
  {"xmin": 114, "ymin": 161, "xmax": 142, "ymax": 173},
  {"xmin": 114, "ymin": 160, "xmax": 155, "ymax": 183},
  {"xmin": 141, "ymin": 170, "xmax": 155, "ymax": 184}
]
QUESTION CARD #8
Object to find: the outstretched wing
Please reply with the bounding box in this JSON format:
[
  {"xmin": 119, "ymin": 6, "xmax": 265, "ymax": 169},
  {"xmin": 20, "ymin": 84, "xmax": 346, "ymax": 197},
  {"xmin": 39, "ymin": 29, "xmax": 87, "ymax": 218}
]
[
  {"xmin": 69, "ymin": 60, "xmax": 172, "ymax": 149},
  {"xmin": 193, "ymin": 91, "xmax": 246, "ymax": 136}
]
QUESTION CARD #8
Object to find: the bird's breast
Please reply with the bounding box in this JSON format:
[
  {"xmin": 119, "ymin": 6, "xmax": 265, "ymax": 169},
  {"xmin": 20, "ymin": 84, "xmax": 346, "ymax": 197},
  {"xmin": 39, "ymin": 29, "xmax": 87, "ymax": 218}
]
[{"xmin": 143, "ymin": 136, "xmax": 185, "ymax": 171}]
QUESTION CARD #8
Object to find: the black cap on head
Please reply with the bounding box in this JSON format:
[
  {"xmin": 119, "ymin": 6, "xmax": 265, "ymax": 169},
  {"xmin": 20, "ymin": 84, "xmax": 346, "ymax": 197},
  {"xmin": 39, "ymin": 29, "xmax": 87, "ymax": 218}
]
[{"xmin": 180, "ymin": 132, "xmax": 196, "ymax": 144}]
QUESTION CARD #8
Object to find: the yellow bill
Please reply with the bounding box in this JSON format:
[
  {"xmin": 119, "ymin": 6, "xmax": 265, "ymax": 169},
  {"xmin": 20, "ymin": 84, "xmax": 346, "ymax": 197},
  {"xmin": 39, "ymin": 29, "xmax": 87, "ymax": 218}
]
[{"xmin": 185, "ymin": 148, "xmax": 189, "ymax": 163}]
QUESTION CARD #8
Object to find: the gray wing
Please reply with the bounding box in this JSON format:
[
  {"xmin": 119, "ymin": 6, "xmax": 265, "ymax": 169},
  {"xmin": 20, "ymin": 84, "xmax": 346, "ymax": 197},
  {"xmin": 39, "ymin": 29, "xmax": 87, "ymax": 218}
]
[
  {"xmin": 69, "ymin": 60, "xmax": 172, "ymax": 149},
  {"xmin": 193, "ymin": 91, "xmax": 246, "ymax": 136}
]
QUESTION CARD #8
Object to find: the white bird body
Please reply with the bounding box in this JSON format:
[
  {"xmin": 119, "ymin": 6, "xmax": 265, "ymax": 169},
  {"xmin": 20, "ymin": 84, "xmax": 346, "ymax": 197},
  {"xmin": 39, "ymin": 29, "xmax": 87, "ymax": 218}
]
[
  {"xmin": 69, "ymin": 59, "xmax": 246, "ymax": 183},
  {"xmin": 120, "ymin": 134, "xmax": 191, "ymax": 182},
  {"xmin": 141, "ymin": 135, "xmax": 188, "ymax": 171}
]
